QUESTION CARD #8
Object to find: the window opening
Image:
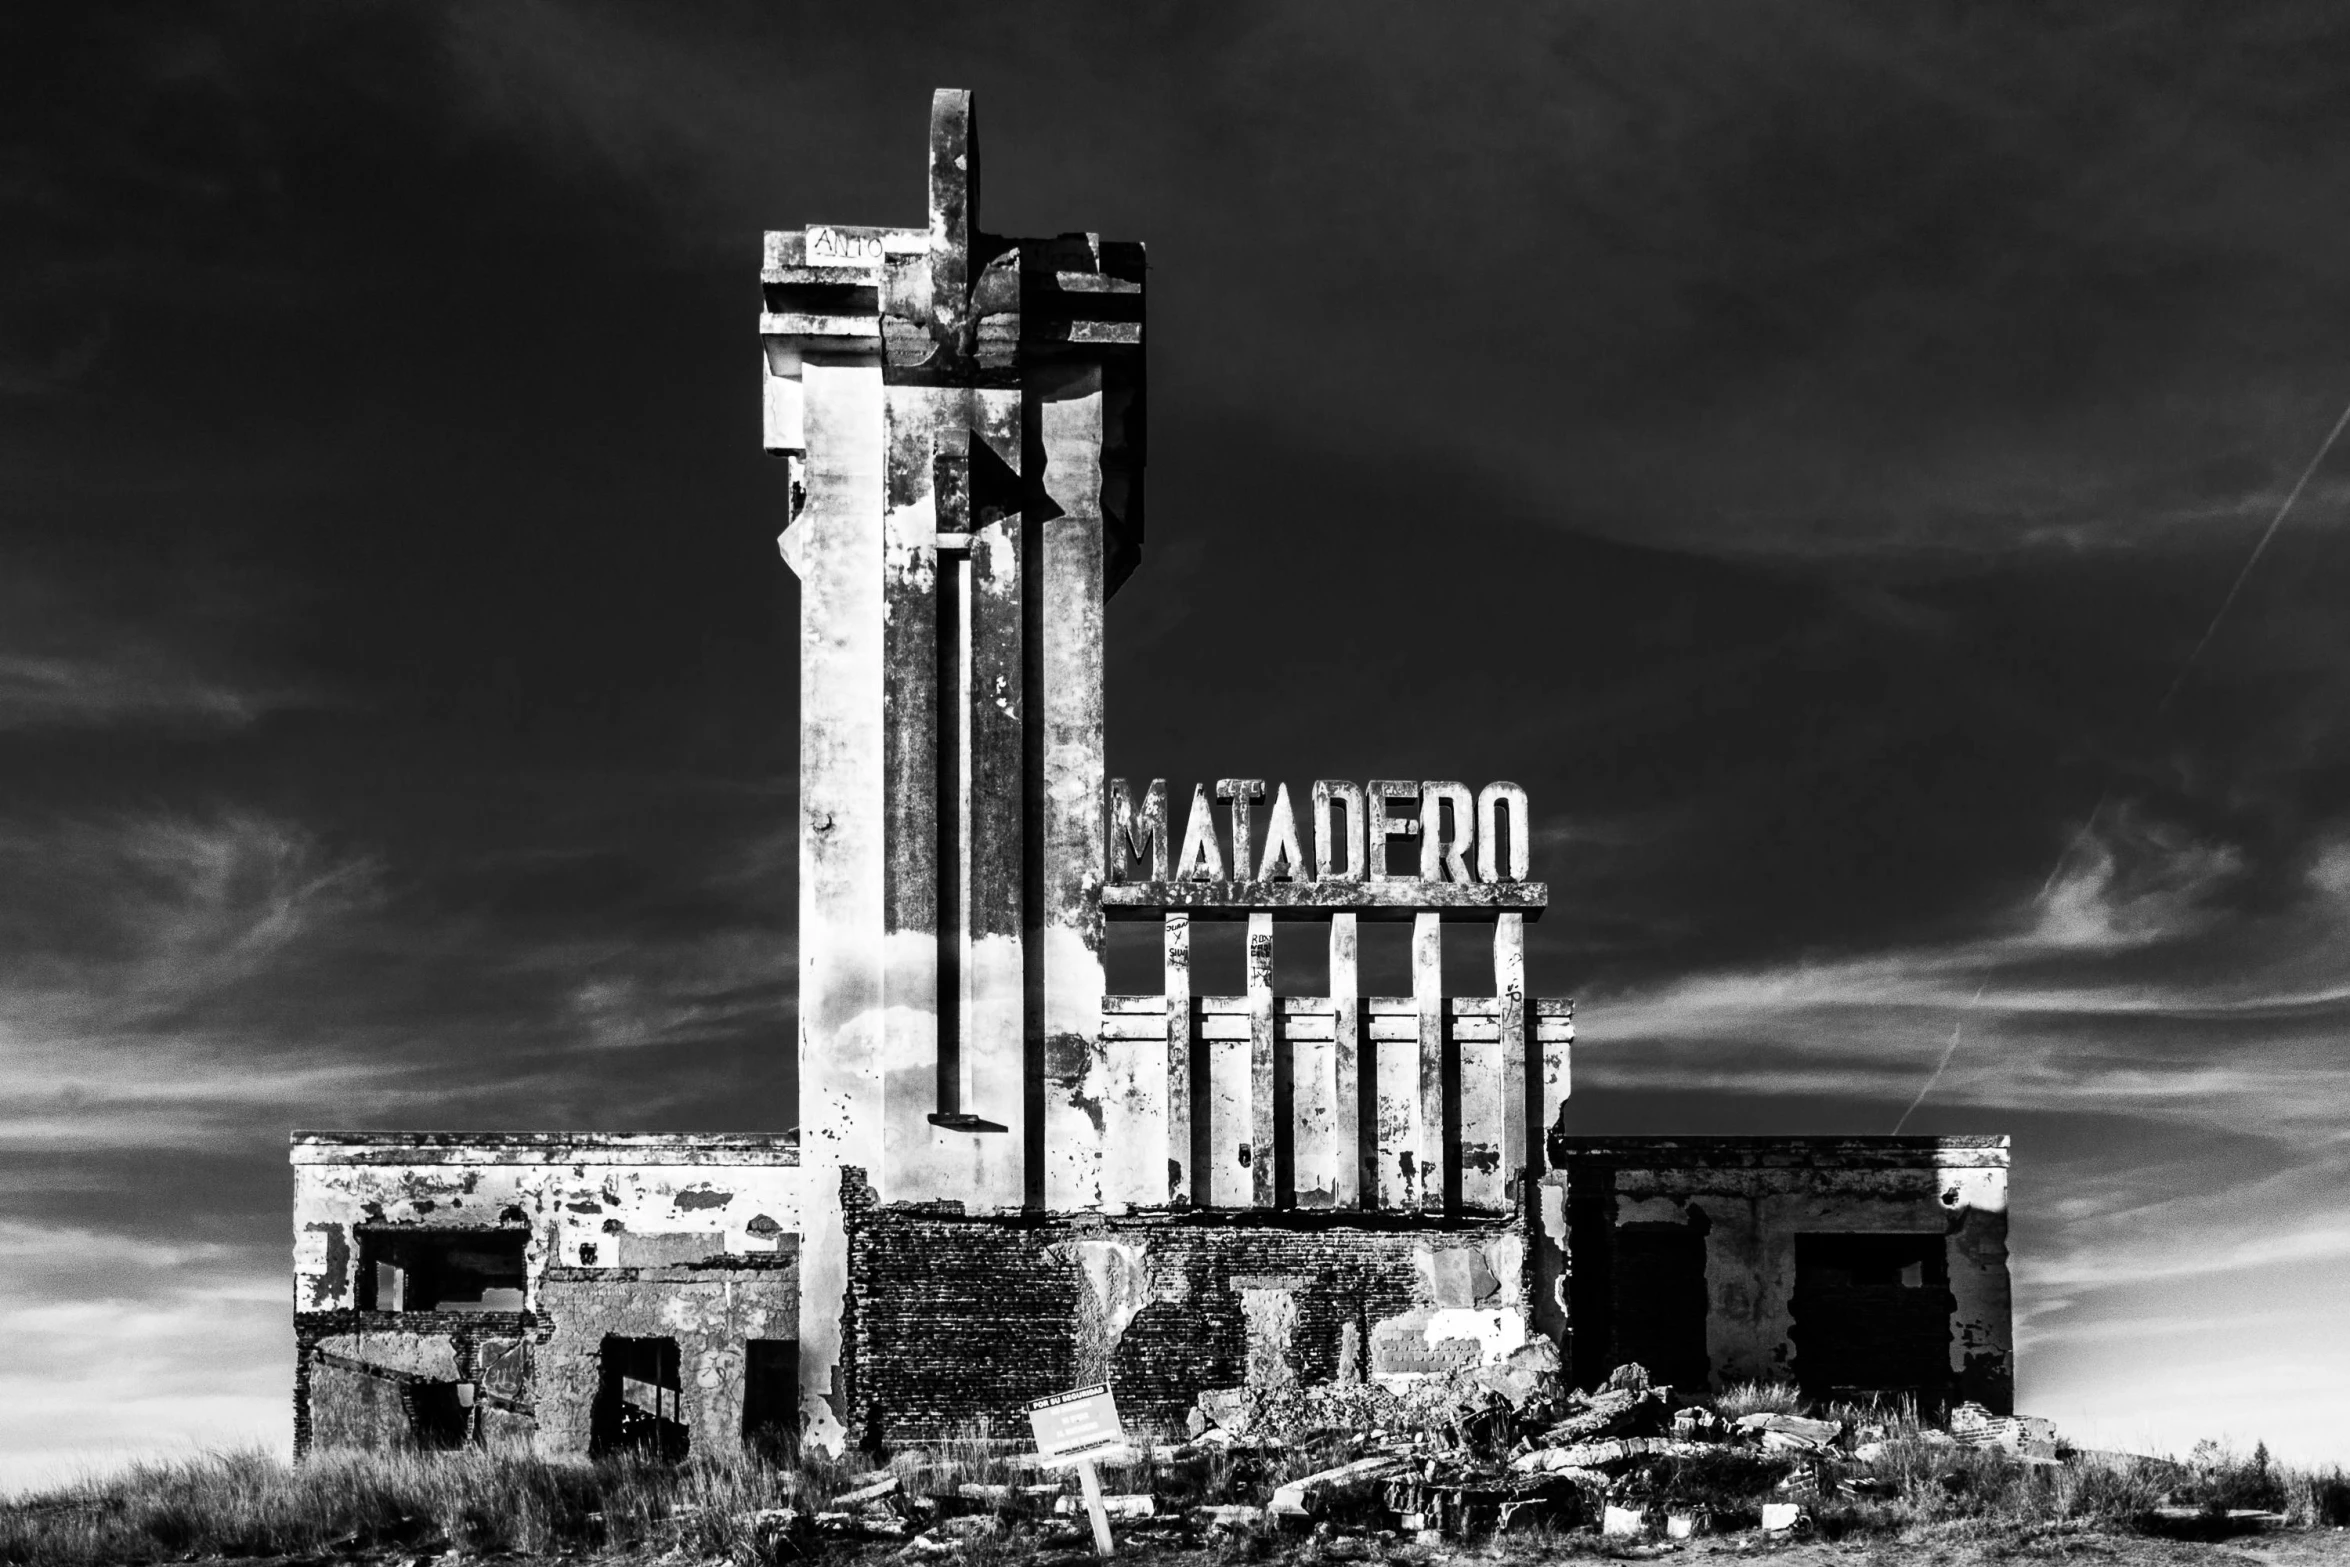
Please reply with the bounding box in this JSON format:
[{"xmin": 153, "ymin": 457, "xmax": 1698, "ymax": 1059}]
[{"xmin": 357, "ymin": 1229, "xmax": 526, "ymax": 1312}]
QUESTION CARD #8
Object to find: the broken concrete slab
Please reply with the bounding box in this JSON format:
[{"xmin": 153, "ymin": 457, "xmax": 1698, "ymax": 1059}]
[{"xmin": 1266, "ymin": 1456, "xmax": 1415, "ymax": 1517}]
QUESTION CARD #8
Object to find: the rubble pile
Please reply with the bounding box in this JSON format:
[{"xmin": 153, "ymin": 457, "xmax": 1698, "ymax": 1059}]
[{"xmin": 801, "ymin": 1364, "xmax": 2070, "ymax": 1553}]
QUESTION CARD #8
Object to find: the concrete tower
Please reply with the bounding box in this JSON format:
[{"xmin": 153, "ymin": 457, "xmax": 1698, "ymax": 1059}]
[{"xmin": 761, "ymin": 90, "xmax": 1146, "ymax": 1446}]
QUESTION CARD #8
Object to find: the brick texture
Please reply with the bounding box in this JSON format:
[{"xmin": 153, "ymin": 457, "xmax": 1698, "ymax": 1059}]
[{"xmin": 843, "ymin": 1170, "xmax": 1528, "ymax": 1442}]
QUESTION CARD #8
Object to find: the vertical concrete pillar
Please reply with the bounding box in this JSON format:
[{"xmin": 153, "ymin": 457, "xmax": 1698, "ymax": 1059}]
[
  {"xmin": 1289, "ymin": 1001, "xmax": 1337, "ymax": 1209},
  {"xmin": 1102, "ymin": 992, "xmax": 1167, "ymax": 1212},
  {"xmin": 1375, "ymin": 1000, "xmax": 1417, "ymax": 1214},
  {"xmin": 1208, "ymin": 994, "xmax": 1253, "ymax": 1208},
  {"xmin": 1247, "ymin": 912, "xmax": 1277, "ymax": 1207},
  {"xmin": 1413, "ymin": 911, "xmax": 1445, "ymax": 1214},
  {"xmin": 1164, "ymin": 913, "xmax": 1193, "ymax": 1205},
  {"xmin": 1037, "ymin": 367, "xmax": 1111, "ymax": 1212},
  {"xmin": 1539, "ymin": 1002, "xmax": 1572, "ymax": 1166},
  {"xmin": 879, "ymin": 384, "xmax": 944, "ymax": 1195},
  {"xmin": 793, "ymin": 354, "xmax": 887, "ymax": 1451},
  {"xmin": 960, "ymin": 517, "xmax": 1026, "ymax": 1209},
  {"xmin": 1496, "ymin": 912, "xmax": 1527, "ymax": 1201},
  {"xmin": 1330, "ymin": 913, "xmax": 1362, "ymax": 1209},
  {"xmin": 1458, "ymin": 1012, "xmax": 1506, "ymax": 1214}
]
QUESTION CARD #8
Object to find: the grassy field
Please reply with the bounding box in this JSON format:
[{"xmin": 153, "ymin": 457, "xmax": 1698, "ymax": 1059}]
[{"xmin": 2, "ymin": 1413, "xmax": 2343, "ymax": 1566}]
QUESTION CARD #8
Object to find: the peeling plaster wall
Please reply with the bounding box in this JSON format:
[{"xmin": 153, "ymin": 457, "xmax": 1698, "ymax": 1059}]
[
  {"xmin": 843, "ymin": 1179, "xmax": 1531, "ymax": 1440},
  {"xmin": 533, "ymin": 1264, "xmax": 798, "ymax": 1458},
  {"xmin": 293, "ymin": 1313, "xmax": 532, "ymax": 1456},
  {"xmin": 290, "ymin": 1135, "xmax": 801, "ymax": 1458},
  {"xmin": 290, "ymin": 1134, "xmax": 800, "ymax": 1314},
  {"xmin": 1549, "ymin": 1136, "xmax": 2011, "ymax": 1412}
]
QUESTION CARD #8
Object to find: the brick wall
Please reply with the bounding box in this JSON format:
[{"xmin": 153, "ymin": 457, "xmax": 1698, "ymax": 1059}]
[
  {"xmin": 293, "ymin": 1312, "xmax": 544, "ymax": 1457},
  {"xmin": 842, "ymin": 1171, "xmax": 1532, "ymax": 1442}
]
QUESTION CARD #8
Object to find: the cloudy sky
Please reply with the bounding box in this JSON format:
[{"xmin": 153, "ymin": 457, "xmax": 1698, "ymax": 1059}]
[{"xmin": 6, "ymin": 1, "xmax": 2350, "ymax": 1485}]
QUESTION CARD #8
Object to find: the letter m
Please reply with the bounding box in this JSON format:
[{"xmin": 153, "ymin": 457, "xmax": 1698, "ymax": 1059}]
[{"xmin": 1107, "ymin": 779, "xmax": 1169, "ymax": 883}]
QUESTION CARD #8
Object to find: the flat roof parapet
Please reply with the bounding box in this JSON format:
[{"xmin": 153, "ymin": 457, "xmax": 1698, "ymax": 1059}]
[
  {"xmin": 1551, "ymin": 1135, "xmax": 2008, "ymax": 1170},
  {"xmin": 290, "ymin": 1131, "xmax": 800, "ymax": 1166}
]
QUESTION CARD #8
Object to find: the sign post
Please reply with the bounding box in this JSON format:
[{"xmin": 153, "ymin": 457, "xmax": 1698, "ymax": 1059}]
[{"xmin": 1028, "ymin": 1383, "xmax": 1124, "ymax": 1557}]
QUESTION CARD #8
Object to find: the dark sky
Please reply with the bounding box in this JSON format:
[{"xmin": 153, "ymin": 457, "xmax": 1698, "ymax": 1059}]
[{"xmin": 5, "ymin": 1, "xmax": 2348, "ymax": 1478}]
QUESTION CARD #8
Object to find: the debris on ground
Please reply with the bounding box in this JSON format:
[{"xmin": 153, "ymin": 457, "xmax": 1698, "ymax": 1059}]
[{"xmin": 810, "ymin": 1363, "xmax": 2079, "ymax": 1551}]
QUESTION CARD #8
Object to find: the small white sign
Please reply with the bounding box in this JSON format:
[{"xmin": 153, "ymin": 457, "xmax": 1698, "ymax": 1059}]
[
  {"xmin": 804, "ymin": 225, "xmax": 885, "ymax": 268},
  {"xmin": 1028, "ymin": 1382, "xmax": 1123, "ymax": 1461},
  {"xmin": 1030, "ymin": 1384, "xmax": 1124, "ymax": 1558}
]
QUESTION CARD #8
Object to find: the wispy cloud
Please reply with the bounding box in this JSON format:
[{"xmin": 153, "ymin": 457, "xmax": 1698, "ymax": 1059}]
[
  {"xmin": 0, "ymin": 651, "xmax": 279, "ymax": 731},
  {"xmin": 1585, "ymin": 803, "xmax": 2350, "ymax": 1123},
  {"xmin": 0, "ymin": 569, "xmax": 311, "ymax": 732}
]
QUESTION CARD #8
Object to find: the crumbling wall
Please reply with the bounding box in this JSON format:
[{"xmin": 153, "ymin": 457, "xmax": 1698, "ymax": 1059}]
[
  {"xmin": 290, "ymin": 1134, "xmax": 800, "ymax": 1314},
  {"xmin": 1548, "ymin": 1137, "xmax": 2012, "ymax": 1413},
  {"xmin": 532, "ymin": 1260, "xmax": 798, "ymax": 1459},
  {"xmin": 290, "ymin": 1134, "xmax": 802, "ymax": 1458},
  {"xmin": 293, "ymin": 1314, "xmax": 539, "ymax": 1455},
  {"xmin": 845, "ymin": 1181, "xmax": 1529, "ymax": 1441}
]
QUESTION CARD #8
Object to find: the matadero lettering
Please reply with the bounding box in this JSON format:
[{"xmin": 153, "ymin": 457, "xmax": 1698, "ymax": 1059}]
[{"xmin": 1108, "ymin": 778, "xmax": 1531, "ymax": 890}]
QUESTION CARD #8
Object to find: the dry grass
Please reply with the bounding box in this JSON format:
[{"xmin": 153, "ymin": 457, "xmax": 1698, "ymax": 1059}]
[
  {"xmin": 0, "ymin": 1444, "xmax": 833, "ymax": 1566},
  {"xmin": 1709, "ymin": 1380, "xmax": 1807, "ymax": 1420},
  {"xmin": 2, "ymin": 1428, "xmax": 2343, "ymax": 1565}
]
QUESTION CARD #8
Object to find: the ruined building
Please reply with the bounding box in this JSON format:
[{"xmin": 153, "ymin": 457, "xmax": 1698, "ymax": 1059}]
[{"xmin": 289, "ymin": 91, "xmax": 2012, "ymax": 1458}]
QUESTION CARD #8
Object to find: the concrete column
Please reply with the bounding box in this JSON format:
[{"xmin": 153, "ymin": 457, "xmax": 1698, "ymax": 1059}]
[
  {"xmin": 1539, "ymin": 1001, "xmax": 1572, "ymax": 1166},
  {"xmin": 793, "ymin": 354, "xmax": 887, "ymax": 1452},
  {"xmin": 1247, "ymin": 912, "xmax": 1277, "ymax": 1207},
  {"xmin": 1036, "ymin": 365, "xmax": 1111, "ymax": 1211},
  {"xmin": 960, "ymin": 516, "xmax": 1026, "ymax": 1211},
  {"xmin": 1496, "ymin": 913, "xmax": 1527, "ymax": 1204},
  {"xmin": 1164, "ymin": 913, "xmax": 1193, "ymax": 1205},
  {"xmin": 879, "ymin": 383, "xmax": 945, "ymax": 1195},
  {"xmin": 1413, "ymin": 911, "xmax": 1446, "ymax": 1214},
  {"xmin": 1205, "ymin": 984, "xmax": 1253, "ymax": 1209},
  {"xmin": 1459, "ymin": 1011, "xmax": 1506, "ymax": 1214},
  {"xmin": 1330, "ymin": 913, "xmax": 1362, "ymax": 1209},
  {"xmin": 1375, "ymin": 999, "xmax": 1417, "ymax": 1213}
]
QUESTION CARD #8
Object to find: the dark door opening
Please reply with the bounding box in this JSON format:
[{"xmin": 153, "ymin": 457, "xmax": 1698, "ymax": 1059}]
[
  {"xmin": 405, "ymin": 1380, "xmax": 471, "ymax": 1450},
  {"xmin": 1791, "ymin": 1232, "xmax": 1955, "ymax": 1410},
  {"xmin": 1608, "ymin": 1223, "xmax": 1711, "ymax": 1392},
  {"xmin": 741, "ymin": 1339, "xmax": 798, "ymax": 1456},
  {"xmin": 591, "ymin": 1335, "xmax": 688, "ymax": 1461}
]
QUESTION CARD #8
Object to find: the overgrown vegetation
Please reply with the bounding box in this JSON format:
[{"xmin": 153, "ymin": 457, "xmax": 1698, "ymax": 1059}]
[
  {"xmin": 2, "ymin": 1428, "xmax": 2343, "ymax": 1566},
  {"xmin": 0, "ymin": 1445, "xmax": 834, "ymax": 1566},
  {"xmin": 1709, "ymin": 1380, "xmax": 1806, "ymax": 1421}
]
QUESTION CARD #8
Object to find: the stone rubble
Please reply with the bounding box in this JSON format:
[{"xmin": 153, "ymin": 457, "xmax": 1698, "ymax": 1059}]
[{"xmin": 796, "ymin": 1362, "xmax": 2069, "ymax": 1551}]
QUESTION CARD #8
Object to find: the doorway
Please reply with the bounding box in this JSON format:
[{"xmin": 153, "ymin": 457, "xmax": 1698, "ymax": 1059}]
[{"xmin": 590, "ymin": 1335, "xmax": 688, "ymax": 1461}]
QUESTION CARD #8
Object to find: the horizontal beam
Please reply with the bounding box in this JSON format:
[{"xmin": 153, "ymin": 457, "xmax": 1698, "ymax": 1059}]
[
  {"xmin": 1102, "ymin": 880, "xmax": 1547, "ymax": 921},
  {"xmin": 1102, "ymin": 995, "xmax": 1572, "ymax": 1044}
]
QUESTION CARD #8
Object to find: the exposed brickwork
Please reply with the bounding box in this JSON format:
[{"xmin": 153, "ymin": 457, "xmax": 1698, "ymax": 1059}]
[
  {"xmin": 292, "ymin": 1311, "xmax": 544, "ymax": 1457},
  {"xmin": 293, "ymin": 1250, "xmax": 799, "ymax": 1459},
  {"xmin": 842, "ymin": 1168, "xmax": 1529, "ymax": 1442}
]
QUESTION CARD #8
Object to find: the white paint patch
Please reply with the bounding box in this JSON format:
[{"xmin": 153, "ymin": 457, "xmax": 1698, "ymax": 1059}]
[
  {"xmin": 1423, "ymin": 1307, "xmax": 1527, "ymax": 1363},
  {"xmin": 1069, "ymin": 1240, "xmax": 1152, "ymax": 1345},
  {"xmin": 1485, "ymin": 1233, "xmax": 1525, "ymax": 1298},
  {"xmin": 1945, "ymin": 1166, "xmax": 2009, "ymax": 1214}
]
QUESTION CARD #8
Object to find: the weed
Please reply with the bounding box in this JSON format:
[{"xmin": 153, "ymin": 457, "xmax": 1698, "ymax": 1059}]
[
  {"xmin": 1709, "ymin": 1381, "xmax": 1805, "ymax": 1420},
  {"xmin": 0, "ymin": 1446, "xmax": 812, "ymax": 1567}
]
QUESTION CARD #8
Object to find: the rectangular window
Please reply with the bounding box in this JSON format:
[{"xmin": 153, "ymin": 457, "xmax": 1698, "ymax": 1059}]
[{"xmin": 357, "ymin": 1230, "xmax": 527, "ymax": 1312}]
